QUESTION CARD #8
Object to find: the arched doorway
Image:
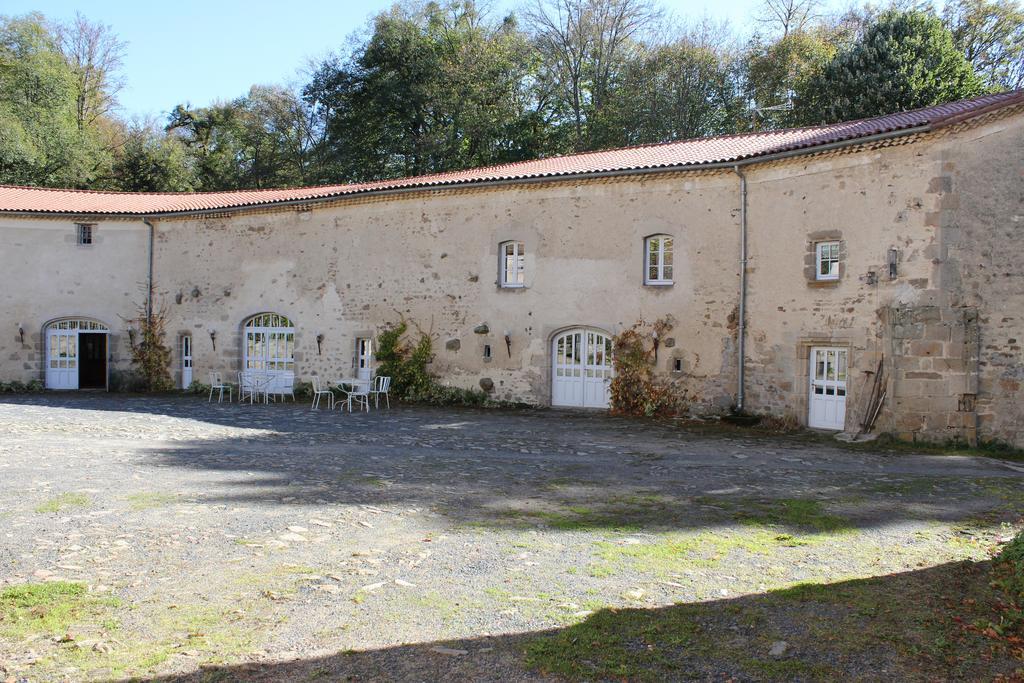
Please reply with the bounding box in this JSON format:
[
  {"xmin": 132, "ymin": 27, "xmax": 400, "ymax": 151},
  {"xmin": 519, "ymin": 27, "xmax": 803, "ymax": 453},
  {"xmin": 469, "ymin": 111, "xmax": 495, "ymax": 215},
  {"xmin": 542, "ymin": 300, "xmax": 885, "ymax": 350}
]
[
  {"xmin": 44, "ymin": 318, "xmax": 110, "ymax": 390},
  {"xmin": 551, "ymin": 327, "xmax": 613, "ymax": 408},
  {"xmin": 242, "ymin": 313, "xmax": 295, "ymax": 395}
]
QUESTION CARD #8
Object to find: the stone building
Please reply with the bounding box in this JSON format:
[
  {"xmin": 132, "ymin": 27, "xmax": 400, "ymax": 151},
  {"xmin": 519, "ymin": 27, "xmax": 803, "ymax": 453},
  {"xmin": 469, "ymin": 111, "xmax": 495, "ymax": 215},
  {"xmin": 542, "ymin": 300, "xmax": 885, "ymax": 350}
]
[{"xmin": 1, "ymin": 91, "xmax": 1022, "ymax": 446}]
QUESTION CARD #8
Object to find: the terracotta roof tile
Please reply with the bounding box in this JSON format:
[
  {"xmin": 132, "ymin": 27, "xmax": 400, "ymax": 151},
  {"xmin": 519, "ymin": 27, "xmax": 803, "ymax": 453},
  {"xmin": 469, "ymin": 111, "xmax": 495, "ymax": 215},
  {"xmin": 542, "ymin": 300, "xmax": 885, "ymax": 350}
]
[{"xmin": 1, "ymin": 91, "xmax": 1021, "ymax": 217}]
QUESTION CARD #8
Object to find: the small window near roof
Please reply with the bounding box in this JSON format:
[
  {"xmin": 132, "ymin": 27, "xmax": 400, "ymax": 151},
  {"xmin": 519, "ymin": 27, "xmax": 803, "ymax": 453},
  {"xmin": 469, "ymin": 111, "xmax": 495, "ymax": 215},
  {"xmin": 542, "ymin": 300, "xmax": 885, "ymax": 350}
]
[
  {"xmin": 816, "ymin": 241, "xmax": 840, "ymax": 280},
  {"xmin": 644, "ymin": 235, "xmax": 673, "ymax": 285},
  {"xmin": 77, "ymin": 224, "xmax": 93, "ymax": 246},
  {"xmin": 499, "ymin": 241, "xmax": 525, "ymax": 288}
]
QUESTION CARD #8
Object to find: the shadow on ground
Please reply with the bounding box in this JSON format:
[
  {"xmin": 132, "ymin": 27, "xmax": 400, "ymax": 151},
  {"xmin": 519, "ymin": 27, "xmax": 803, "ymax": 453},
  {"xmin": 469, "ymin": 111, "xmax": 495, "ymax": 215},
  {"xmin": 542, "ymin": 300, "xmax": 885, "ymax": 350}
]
[
  {"xmin": 144, "ymin": 559, "xmax": 1022, "ymax": 682},
  {"xmin": 3, "ymin": 394, "xmax": 1022, "ymax": 536}
]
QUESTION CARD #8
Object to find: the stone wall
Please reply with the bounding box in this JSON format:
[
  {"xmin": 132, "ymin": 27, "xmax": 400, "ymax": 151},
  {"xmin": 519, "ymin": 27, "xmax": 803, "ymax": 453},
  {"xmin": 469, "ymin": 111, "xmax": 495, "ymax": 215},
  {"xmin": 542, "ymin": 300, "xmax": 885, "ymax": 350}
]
[
  {"xmin": 1, "ymin": 109, "xmax": 1022, "ymax": 447},
  {"xmin": 0, "ymin": 217, "xmax": 149, "ymax": 386}
]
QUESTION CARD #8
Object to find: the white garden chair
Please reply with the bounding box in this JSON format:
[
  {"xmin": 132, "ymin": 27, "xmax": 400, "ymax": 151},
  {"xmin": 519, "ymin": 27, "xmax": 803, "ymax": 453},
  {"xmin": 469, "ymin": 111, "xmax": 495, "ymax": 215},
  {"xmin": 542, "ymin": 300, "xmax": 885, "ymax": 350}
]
[
  {"xmin": 208, "ymin": 371, "xmax": 232, "ymax": 403},
  {"xmin": 310, "ymin": 376, "xmax": 335, "ymax": 410},
  {"xmin": 238, "ymin": 371, "xmax": 257, "ymax": 404},
  {"xmin": 338, "ymin": 379, "xmax": 371, "ymax": 413},
  {"xmin": 370, "ymin": 375, "xmax": 392, "ymax": 409}
]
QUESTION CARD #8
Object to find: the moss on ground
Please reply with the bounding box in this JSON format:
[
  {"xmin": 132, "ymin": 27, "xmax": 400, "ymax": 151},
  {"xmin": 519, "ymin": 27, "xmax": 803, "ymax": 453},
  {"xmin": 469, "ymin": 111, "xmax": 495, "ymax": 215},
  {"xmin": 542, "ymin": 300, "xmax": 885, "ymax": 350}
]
[
  {"xmin": 0, "ymin": 581, "xmax": 119, "ymax": 640},
  {"xmin": 34, "ymin": 492, "xmax": 90, "ymax": 513},
  {"xmin": 524, "ymin": 554, "xmax": 1021, "ymax": 681}
]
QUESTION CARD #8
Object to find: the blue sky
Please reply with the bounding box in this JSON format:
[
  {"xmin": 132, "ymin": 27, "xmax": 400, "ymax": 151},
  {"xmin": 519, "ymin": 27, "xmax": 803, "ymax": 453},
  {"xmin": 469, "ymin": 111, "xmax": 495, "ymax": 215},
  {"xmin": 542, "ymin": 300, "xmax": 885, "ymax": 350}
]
[{"xmin": 13, "ymin": 0, "xmax": 789, "ymax": 120}]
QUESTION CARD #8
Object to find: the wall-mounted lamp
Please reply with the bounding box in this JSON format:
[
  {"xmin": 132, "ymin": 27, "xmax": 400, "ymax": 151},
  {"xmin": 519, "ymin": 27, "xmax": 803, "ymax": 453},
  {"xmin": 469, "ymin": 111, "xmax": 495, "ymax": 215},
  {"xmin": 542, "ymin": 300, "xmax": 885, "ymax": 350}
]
[
  {"xmin": 209, "ymin": 329, "xmax": 217, "ymax": 351},
  {"xmin": 652, "ymin": 330, "xmax": 660, "ymax": 361},
  {"xmin": 128, "ymin": 328, "xmax": 137, "ymax": 348},
  {"xmin": 17, "ymin": 323, "xmax": 24, "ymax": 345},
  {"xmin": 316, "ymin": 333, "xmax": 324, "ymax": 355},
  {"xmin": 503, "ymin": 330, "xmax": 512, "ymax": 358}
]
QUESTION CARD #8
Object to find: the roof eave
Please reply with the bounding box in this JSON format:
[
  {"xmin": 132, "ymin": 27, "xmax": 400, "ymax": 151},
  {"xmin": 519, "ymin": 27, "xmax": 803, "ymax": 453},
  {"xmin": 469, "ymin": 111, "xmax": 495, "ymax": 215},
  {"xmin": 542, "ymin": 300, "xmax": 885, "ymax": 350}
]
[{"xmin": 0, "ymin": 122, "xmax": 935, "ymax": 219}]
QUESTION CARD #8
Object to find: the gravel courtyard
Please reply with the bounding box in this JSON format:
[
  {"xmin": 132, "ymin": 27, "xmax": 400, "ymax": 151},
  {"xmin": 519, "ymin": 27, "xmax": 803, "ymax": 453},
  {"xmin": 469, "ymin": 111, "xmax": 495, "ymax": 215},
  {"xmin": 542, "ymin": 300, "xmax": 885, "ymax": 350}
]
[{"xmin": 1, "ymin": 394, "xmax": 1022, "ymax": 682}]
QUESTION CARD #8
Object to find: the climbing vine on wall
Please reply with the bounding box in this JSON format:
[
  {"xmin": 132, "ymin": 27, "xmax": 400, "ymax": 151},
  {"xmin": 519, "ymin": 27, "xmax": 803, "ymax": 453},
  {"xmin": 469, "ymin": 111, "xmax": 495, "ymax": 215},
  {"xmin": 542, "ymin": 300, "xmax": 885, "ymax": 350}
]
[
  {"xmin": 375, "ymin": 317, "xmax": 515, "ymax": 406},
  {"xmin": 125, "ymin": 285, "xmax": 174, "ymax": 392},
  {"xmin": 609, "ymin": 317, "xmax": 688, "ymax": 417},
  {"xmin": 375, "ymin": 319, "xmax": 436, "ymax": 400}
]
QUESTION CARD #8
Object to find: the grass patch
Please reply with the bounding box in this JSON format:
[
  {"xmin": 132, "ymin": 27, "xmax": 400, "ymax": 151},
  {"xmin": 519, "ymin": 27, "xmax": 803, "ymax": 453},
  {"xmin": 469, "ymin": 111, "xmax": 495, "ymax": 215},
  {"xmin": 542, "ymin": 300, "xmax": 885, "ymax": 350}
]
[
  {"xmin": 594, "ymin": 528, "xmax": 797, "ymax": 575},
  {"xmin": 34, "ymin": 492, "xmax": 90, "ymax": 513},
  {"xmin": 0, "ymin": 581, "xmax": 119, "ymax": 639},
  {"xmin": 124, "ymin": 492, "xmax": 178, "ymax": 511},
  {"xmin": 525, "ymin": 556, "xmax": 1019, "ymax": 681},
  {"xmin": 492, "ymin": 493, "xmax": 679, "ymax": 532},
  {"xmin": 698, "ymin": 496, "xmax": 853, "ymax": 535}
]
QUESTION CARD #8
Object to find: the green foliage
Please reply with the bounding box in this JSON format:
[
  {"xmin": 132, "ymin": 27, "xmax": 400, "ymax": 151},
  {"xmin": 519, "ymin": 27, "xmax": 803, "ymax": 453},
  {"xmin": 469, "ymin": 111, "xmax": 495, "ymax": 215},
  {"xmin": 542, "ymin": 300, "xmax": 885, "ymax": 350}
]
[
  {"xmin": 0, "ymin": 379, "xmax": 44, "ymax": 393},
  {"xmin": 0, "ymin": 14, "xmax": 105, "ymax": 187},
  {"xmin": 35, "ymin": 492, "xmax": 91, "ymax": 513},
  {"xmin": 4, "ymin": 3, "xmax": 1020, "ymax": 193},
  {"xmin": 125, "ymin": 288, "xmax": 174, "ymax": 392},
  {"xmin": 375, "ymin": 319, "xmax": 497, "ymax": 406},
  {"xmin": 375, "ymin": 320, "xmax": 434, "ymax": 400},
  {"xmin": 796, "ymin": 11, "xmax": 987, "ymax": 124},
  {"xmin": 0, "ymin": 581, "xmax": 118, "ymax": 639},
  {"xmin": 609, "ymin": 318, "xmax": 688, "ymax": 417},
  {"xmin": 109, "ymin": 122, "xmax": 195, "ymax": 191},
  {"xmin": 991, "ymin": 529, "xmax": 1024, "ymax": 633},
  {"xmin": 305, "ymin": 2, "xmax": 543, "ymax": 183},
  {"xmin": 945, "ymin": 0, "xmax": 1024, "ymax": 89}
]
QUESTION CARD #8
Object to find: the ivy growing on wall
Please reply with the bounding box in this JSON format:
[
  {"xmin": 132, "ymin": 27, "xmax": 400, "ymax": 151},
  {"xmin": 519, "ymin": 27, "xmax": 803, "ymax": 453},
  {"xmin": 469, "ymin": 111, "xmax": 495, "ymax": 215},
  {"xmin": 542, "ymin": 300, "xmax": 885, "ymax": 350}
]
[
  {"xmin": 609, "ymin": 317, "xmax": 688, "ymax": 417},
  {"xmin": 376, "ymin": 318, "xmax": 503, "ymax": 406},
  {"xmin": 125, "ymin": 285, "xmax": 174, "ymax": 392}
]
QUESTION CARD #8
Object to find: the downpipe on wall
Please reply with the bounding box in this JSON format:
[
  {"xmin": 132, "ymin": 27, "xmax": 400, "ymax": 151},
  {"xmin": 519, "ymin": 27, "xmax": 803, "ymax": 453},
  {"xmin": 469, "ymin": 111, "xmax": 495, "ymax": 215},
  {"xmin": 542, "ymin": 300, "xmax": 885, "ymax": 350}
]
[
  {"xmin": 145, "ymin": 220, "xmax": 156, "ymax": 325},
  {"xmin": 733, "ymin": 166, "xmax": 747, "ymax": 413}
]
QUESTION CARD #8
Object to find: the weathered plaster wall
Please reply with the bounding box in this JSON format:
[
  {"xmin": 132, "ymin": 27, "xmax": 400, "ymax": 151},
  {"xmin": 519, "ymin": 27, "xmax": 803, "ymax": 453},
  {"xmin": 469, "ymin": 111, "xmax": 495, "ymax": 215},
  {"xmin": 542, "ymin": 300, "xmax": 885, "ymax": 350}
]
[
  {"xmin": 0, "ymin": 217, "xmax": 148, "ymax": 385},
  {"xmin": 741, "ymin": 111, "xmax": 1024, "ymax": 445},
  {"xmin": 153, "ymin": 174, "xmax": 741, "ymax": 407},
  {"xmin": 1, "ymin": 111, "xmax": 1021, "ymax": 447},
  {"xmin": 938, "ymin": 112, "xmax": 1024, "ymax": 446}
]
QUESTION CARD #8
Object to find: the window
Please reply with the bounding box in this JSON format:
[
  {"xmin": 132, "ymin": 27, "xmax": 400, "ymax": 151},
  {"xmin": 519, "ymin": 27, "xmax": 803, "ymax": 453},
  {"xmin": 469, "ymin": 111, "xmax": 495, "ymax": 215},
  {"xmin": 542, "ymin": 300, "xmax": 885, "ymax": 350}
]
[
  {"xmin": 77, "ymin": 224, "xmax": 93, "ymax": 245},
  {"xmin": 499, "ymin": 241, "xmax": 525, "ymax": 288},
  {"xmin": 243, "ymin": 313, "xmax": 295, "ymax": 371},
  {"xmin": 644, "ymin": 235, "xmax": 673, "ymax": 285},
  {"xmin": 816, "ymin": 241, "xmax": 840, "ymax": 280}
]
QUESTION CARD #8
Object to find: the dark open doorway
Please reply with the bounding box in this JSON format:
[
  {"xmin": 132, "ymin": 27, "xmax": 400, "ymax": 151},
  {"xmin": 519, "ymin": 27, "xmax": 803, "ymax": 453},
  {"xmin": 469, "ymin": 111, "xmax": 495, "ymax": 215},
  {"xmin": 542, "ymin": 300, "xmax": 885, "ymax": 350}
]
[{"xmin": 79, "ymin": 333, "xmax": 107, "ymax": 390}]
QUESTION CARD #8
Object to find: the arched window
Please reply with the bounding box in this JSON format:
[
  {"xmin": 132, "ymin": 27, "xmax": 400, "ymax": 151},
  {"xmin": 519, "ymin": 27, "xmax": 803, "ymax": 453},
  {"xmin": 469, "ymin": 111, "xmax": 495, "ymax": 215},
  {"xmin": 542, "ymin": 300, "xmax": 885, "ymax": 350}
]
[
  {"xmin": 644, "ymin": 235, "xmax": 673, "ymax": 285},
  {"xmin": 499, "ymin": 240, "xmax": 525, "ymax": 288},
  {"xmin": 243, "ymin": 313, "xmax": 295, "ymax": 372}
]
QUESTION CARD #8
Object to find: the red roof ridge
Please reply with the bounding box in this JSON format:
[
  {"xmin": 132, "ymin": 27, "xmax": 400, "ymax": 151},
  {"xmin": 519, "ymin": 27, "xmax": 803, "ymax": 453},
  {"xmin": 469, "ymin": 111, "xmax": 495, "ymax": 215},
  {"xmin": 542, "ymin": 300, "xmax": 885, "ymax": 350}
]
[{"xmin": 1, "ymin": 90, "xmax": 1021, "ymax": 216}]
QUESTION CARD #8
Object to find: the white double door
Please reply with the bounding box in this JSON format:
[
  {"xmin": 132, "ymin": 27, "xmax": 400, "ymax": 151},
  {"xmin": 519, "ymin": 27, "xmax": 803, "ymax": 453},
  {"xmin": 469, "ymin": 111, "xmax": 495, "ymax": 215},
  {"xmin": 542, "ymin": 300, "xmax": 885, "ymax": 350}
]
[
  {"xmin": 46, "ymin": 326, "xmax": 79, "ymax": 389},
  {"xmin": 552, "ymin": 328, "xmax": 613, "ymax": 408},
  {"xmin": 808, "ymin": 347, "xmax": 848, "ymax": 430}
]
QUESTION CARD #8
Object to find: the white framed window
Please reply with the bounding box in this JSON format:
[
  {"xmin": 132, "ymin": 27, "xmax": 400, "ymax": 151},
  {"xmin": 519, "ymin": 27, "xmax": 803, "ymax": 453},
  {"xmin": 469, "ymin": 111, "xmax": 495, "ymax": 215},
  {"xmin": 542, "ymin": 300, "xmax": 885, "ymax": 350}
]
[
  {"xmin": 644, "ymin": 235, "xmax": 673, "ymax": 285},
  {"xmin": 77, "ymin": 224, "xmax": 93, "ymax": 245},
  {"xmin": 499, "ymin": 240, "xmax": 525, "ymax": 288},
  {"xmin": 816, "ymin": 241, "xmax": 840, "ymax": 280}
]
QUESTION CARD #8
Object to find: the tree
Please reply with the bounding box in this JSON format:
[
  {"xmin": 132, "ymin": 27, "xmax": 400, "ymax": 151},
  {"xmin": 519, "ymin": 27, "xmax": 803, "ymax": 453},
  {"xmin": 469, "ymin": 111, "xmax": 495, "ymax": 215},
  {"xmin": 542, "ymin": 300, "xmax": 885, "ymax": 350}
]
[
  {"xmin": 944, "ymin": 0, "xmax": 1024, "ymax": 89},
  {"xmin": 796, "ymin": 10, "xmax": 986, "ymax": 124},
  {"xmin": 590, "ymin": 32, "xmax": 742, "ymax": 146},
  {"xmin": 54, "ymin": 12, "xmax": 127, "ymax": 131},
  {"xmin": 108, "ymin": 121, "xmax": 196, "ymax": 192},
  {"xmin": 757, "ymin": 0, "xmax": 823, "ymax": 37},
  {"xmin": 526, "ymin": 0, "xmax": 661, "ymax": 150},
  {"xmin": 0, "ymin": 13, "xmax": 95, "ymax": 187},
  {"xmin": 167, "ymin": 85, "xmax": 316, "ymax": 190},
  {"xmin": 743, "ymin": 28, "xmax": 840, "ymax": 129},
  {"xmin": 306, "ymin": 1, "xmax": 542, "ymax": 182}
]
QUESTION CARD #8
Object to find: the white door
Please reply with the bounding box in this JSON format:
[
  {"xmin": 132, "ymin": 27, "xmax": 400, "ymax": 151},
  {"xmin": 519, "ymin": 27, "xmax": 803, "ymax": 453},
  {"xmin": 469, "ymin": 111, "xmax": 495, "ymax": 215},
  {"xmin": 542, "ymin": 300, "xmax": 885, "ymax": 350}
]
[
  {"xmin": 808, "ymin": 347, "xmax": 848, "ymax": 430},
  {"xmin": 46, "ymin": 325, "xmax": 79, "ymax": 390},
  {"xmin": 243, "ymin": 313, "xmax": 295, "ymax": 395},
  {"xmin": 552, "ymin": 328, "xmax": 613, "ymax": 408},
  {"xmin": 180, "ymin": 335, "xmax": 193, "ymax": 389},
  {"xmin": 356, "ymin": 338, "xmax": 373, "ymax": 382}
]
